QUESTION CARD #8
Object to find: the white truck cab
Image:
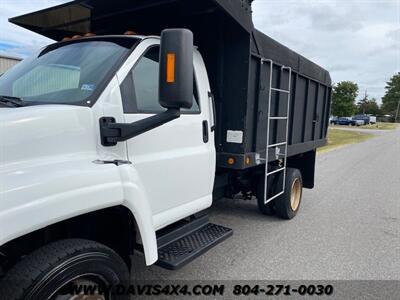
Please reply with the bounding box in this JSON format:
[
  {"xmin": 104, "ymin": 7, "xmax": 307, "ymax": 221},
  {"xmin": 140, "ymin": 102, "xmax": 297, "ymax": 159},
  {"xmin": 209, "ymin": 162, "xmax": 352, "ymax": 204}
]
[
  {"xmin": 0, "ymin": 34, "xmax": 215, "ymax": 265},
  {"xmin": 0, "ymin": 32, "xmax": 226, "ymax": 298}
]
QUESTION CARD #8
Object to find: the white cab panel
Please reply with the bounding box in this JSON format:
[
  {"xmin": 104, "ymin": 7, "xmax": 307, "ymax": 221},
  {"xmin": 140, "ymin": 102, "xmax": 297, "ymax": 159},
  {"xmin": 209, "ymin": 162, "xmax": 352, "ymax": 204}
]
[{"xmin": 117, "ymin": 40, "xmax": 216, "ymax": 230}]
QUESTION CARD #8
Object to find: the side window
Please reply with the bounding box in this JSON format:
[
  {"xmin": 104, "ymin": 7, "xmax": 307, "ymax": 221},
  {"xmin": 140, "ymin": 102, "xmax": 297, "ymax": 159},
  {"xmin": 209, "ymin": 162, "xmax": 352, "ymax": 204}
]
[{"xmin": 121, "ymin": 46, "xmax": 200, "ymax": 114}]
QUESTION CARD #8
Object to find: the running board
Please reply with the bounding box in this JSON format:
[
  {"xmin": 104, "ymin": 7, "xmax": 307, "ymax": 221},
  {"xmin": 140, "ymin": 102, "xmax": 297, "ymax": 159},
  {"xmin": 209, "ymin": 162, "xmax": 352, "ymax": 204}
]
[{"xmin": 155, "ymin": 215, "xmax": 233, "ymax": 270}]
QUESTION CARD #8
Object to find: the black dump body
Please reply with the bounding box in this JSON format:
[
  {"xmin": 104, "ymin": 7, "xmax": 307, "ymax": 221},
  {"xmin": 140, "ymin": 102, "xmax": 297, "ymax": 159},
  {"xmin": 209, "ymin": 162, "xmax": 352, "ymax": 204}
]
[{"xmin": 10, "ymin": 0, "xmax": 332, "ymax": 170}]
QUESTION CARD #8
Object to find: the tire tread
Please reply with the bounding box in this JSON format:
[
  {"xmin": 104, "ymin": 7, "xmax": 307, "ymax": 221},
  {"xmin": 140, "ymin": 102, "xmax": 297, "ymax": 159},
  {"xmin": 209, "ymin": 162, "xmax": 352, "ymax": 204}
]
[{"xmin": 0, "ymin": 239, "xmax": 128, "ymax": 300}]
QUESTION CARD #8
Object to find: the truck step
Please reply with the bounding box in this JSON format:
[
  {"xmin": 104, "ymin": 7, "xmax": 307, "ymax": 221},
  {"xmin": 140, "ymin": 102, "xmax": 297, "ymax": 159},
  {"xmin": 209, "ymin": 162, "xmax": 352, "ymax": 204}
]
[{"xmin": 155, "ymin": 216, "xmax": 232, "ymax": 270}]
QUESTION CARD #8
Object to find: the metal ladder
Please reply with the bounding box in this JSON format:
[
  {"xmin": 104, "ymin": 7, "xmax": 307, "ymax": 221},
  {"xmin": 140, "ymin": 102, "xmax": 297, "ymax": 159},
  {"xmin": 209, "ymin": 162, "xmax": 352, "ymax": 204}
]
[{"xmin": 262, "ymin": 59, "xmax": 292, "ymax": 204}]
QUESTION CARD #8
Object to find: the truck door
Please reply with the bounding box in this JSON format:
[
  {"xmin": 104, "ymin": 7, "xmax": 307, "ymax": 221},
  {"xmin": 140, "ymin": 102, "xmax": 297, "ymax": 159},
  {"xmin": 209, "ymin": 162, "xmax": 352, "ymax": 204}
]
[{"xmin": 118, "ymin": 40, "xmax": 215, "ymax": 229}]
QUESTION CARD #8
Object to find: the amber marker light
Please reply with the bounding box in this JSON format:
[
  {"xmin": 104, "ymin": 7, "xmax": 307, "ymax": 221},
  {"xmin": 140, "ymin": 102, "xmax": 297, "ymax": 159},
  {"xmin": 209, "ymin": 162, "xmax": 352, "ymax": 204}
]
[
  {"xmin": 166, "ymin": 53, "xmax": 176, "ymax": 83},
  {"xmin": 227, "ymin": 158, "xmax": 235, "ymax": 165},
  {"xmin": 124, "ymin": 30, "xmax": 137, "ymax": 35},
  {"xmin": 245, "ymin": 156, "xmax": 251, "ymax": 165}
]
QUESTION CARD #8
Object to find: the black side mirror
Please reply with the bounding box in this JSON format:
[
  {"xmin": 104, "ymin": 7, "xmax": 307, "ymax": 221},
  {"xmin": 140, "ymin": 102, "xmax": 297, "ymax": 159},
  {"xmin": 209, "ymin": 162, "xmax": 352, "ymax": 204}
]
[
  {"xmin": 100, "ymin": 29, "xmax": 194, "ymax": 147},
  {"xmin": 159, "ymin": 29, "xmax": 193, "ymax": 109}
]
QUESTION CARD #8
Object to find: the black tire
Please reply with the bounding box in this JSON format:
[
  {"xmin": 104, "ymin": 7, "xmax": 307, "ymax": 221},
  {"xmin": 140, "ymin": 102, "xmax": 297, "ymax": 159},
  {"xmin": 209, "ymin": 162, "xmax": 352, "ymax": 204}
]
[
  {"xmin": 256, "ymin": 176, "xmax": 275, "ymax": 215},
  {"xmin": 0, "ymin": 239, "xmax": 130, "ymax": 300},
  {"xmin": 274, "ymin": 168, "xmax": 303, "ymax": 219}
]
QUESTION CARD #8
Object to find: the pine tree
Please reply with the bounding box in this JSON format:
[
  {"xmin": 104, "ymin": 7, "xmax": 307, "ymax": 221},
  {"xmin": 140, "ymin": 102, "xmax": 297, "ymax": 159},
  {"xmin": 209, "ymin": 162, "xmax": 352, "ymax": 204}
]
[{"xmin": 381, "ymin": 73, "xmax": 400, "ymax": 118}]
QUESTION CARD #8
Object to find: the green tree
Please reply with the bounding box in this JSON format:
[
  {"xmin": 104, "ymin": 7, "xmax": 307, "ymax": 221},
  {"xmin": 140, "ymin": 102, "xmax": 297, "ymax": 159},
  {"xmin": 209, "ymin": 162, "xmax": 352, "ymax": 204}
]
[
  {"xmin": 365, "ymin": 98, "xmax": 380, "ymax": 115},
  {"xmin": 357, "ymin": 92, "xmax": 369, "ymax": 114},
  {"xmin": 331, "ymin": 81, "xmax": 358, "ymax": 117},
  {"xmin": 381, "ymin": 72, "xmax": 400, "ymax": 118},
  {"xmin": 357, "ymin": 95, "xmax": 380, "ymax": 115}
]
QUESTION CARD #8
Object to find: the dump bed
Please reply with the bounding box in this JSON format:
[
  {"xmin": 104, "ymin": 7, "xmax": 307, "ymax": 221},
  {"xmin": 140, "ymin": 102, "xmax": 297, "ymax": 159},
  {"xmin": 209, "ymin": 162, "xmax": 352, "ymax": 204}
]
[{"xmin": 10, "ymin": 0, "xmax": 332, "ymax": 170}]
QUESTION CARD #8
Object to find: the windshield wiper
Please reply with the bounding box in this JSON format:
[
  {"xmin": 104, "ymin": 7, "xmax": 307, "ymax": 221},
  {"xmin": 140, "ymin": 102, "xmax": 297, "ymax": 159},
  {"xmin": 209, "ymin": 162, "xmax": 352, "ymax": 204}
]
[{"xmin": 0, "ymin": 95, "xmax": 26, "ymax": 107}]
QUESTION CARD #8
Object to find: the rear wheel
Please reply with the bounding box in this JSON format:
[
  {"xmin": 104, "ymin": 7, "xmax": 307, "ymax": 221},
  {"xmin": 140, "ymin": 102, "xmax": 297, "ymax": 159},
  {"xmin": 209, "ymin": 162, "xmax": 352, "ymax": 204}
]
[
  {"xmin": 0, "ymin": 239, "xmax": 130, "ymax": 300},
  {"xmin": 274, "ymin": 168, "xmax": 303, "ymax": 219}
]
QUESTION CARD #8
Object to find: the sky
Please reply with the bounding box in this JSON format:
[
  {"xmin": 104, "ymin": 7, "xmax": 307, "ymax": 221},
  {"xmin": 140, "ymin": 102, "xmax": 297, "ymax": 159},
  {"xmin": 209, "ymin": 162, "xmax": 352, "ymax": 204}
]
[{"xmin": 0, "ymin": 0, "xmax": 399, "ymax": 102}]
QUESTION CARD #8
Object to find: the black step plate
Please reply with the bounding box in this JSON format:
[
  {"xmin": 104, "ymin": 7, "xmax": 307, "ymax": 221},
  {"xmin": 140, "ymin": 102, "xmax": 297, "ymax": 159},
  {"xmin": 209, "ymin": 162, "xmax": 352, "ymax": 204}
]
[{"xmin": 156, "ymin": 223, "xmax": 233, "ymax": 270}]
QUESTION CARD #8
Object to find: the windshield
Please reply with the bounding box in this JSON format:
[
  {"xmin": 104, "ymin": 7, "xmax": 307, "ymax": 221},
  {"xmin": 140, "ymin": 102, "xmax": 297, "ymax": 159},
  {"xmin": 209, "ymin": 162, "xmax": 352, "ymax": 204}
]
[{"xmin": 0, "ymin": 38, "xmax": 138, "ymax": 106}]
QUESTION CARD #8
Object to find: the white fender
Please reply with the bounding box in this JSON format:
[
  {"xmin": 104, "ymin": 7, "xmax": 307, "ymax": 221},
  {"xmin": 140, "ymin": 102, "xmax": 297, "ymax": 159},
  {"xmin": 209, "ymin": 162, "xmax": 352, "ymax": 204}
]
[{"xmin": 119, "ymin": 164, "xmax": 158, "ymax": 265}]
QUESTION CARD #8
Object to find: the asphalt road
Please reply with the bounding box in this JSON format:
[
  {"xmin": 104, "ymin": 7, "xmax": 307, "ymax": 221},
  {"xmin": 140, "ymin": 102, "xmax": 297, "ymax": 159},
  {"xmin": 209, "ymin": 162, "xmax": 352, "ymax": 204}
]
[{"xmin": 132, "ymin": 127, "xmax": 400, "ymax": 280}]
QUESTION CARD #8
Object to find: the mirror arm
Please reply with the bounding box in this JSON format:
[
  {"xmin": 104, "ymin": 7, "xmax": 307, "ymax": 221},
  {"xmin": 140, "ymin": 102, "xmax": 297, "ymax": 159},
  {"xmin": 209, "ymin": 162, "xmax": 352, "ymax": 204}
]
[{"xmin": 100, "ymin": 108, "xmax": 180, "ymax": 146}]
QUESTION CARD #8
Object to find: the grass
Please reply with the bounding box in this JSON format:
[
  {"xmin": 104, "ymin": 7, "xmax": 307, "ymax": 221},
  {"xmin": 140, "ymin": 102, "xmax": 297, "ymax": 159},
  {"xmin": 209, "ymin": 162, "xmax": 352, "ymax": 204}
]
[
  {"xmin": 359, "ymin": 122, "xmax": 398, "ymax": 130},
  {"xmin": 330, "ymin": 122, "xmax": 398, "ymax": 130},
  {"xmin": 318, "ymin": 128, "xmax": 375, "ymax": 153}
]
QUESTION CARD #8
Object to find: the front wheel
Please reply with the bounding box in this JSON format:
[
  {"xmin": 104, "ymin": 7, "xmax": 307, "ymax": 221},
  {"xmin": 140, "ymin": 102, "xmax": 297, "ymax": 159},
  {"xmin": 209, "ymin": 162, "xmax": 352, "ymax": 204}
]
[{"xmin": 0, "ymin": 239, "xmax": 130, "ymax": 300}]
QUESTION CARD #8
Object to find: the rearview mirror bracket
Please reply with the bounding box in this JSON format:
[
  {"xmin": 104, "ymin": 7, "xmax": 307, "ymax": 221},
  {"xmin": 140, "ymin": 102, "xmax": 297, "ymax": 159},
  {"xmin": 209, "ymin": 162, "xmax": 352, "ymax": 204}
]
[{"xmin": 100, "ymin": 108, "xmax": 180, "ymax": 146}]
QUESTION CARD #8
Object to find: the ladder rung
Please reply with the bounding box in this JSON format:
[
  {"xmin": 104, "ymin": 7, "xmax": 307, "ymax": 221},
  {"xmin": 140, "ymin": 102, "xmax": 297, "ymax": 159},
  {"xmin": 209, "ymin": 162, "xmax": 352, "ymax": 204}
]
[
  {"xmin": 265, "ymin": 191, "xmax": 284, "ymax": 203},
  {"xmin": 268, "ymin": 142, "xmax": 287, "ymax": 148},
  {"xmin": 269, "ymin": 117, "xmax": 288, "ymax": 120},
  {"xmin": 266, "ymin": 167, "xmax": 285, "ymax": 176},
  {"xmin": 271, "ymin": 88, "xmax": 290, "ymax": 93},
  {"xmin": 261, "ymin": 58, "xmax": 272, "ymax": 63}
]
